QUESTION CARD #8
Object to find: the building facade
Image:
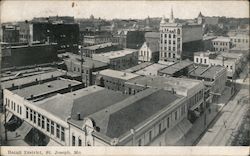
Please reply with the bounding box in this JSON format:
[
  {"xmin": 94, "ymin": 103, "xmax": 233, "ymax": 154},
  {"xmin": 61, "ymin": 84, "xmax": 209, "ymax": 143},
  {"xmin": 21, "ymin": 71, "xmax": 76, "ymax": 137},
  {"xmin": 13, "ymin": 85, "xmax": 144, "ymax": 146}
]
[
  {"xmin": 92, "ymin": 49, "xmax": 139, "ymax": 70},
  {"xmin": 212, "ymin": 37, "xmax": 231, "ymax": 52},
  {"xmin": 138, "ymin": 41, "xmax": 159, "ymax": 63},
  {"xmin": 159, "ymin": 9, "xmax": 203, "ymax": 62}
]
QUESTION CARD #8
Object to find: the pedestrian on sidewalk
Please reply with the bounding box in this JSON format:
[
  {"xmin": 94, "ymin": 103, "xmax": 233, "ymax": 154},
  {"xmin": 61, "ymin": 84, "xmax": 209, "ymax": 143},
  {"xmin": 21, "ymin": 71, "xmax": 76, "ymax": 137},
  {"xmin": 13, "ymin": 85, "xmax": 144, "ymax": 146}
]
[{"xmin": 223, "ymin": 120, "xmax": 227, "ymax": 128}]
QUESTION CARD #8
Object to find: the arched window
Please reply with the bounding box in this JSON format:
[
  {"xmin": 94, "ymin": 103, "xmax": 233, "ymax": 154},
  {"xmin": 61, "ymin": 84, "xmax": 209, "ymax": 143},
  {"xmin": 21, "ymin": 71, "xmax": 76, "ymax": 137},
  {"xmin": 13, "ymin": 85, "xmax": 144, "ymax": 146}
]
[{"xmin": 177, "ymin": 29, "xmax": 180, "ymax": 35}]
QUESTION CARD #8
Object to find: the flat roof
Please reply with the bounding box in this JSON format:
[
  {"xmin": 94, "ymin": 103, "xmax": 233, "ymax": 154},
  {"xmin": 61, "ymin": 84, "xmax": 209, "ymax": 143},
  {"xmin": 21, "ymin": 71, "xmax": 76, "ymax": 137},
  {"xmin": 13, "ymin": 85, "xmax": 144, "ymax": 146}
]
[
  {"xmin": 83, "ymin": 42, "xmax": 118, "ymax": 50},
  {"xmin": 93, "ymin": 49, "xmax": 138, "ymax": 59},
  {"xmin": 135, "ymin": 63, "xmax": 168, "ymax": 76},
  {"xmin": 189, "ymin": 65, "xmax": 225, "ymax": 79},
  {"xmin": 59, "ymin": 52, "xmax": 108, "ymax": 68},
  {"xmin": 127, "ymin": 76, "xmax": 202, "ymax": 93},
  {"xmin": 99, "ymin": 69, "xmax": 140, "ymax": 80},
  {"xmin": 1, "ymin": 70, "xmax": 66, "ymax": 89},
  {"xmin": 35, "ymin": 85, "xmax": 114, "ymax": 121},
  {"xmin": 12, "ymin": 78, "xmax": 81, "ymax": 99},
  {"xmin": 212, "ymin": 36, "xmax": 230, "ymax": 42},
  {"xmin": 124, "ymin": 62, "xmax": 153, "ymax": 73},
  {"xmin": 159, "ymin": 60, "xmax": 194, "ymax": 75}
]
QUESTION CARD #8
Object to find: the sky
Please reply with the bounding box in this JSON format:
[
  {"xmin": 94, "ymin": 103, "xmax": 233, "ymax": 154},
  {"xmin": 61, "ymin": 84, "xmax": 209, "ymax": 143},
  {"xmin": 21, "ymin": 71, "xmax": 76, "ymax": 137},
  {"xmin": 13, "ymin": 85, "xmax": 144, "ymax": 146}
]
[{"xmin": 1, "ymin": 1, "xmax": 249, "ymax": 23}]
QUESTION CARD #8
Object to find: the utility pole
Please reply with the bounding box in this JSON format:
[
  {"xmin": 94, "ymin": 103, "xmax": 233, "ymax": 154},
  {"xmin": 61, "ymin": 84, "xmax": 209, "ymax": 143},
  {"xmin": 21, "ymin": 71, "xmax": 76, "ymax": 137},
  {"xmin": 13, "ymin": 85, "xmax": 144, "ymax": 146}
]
[{"xmin": 4, "ymin": 104, "xmax": 7, "ymax": 142}]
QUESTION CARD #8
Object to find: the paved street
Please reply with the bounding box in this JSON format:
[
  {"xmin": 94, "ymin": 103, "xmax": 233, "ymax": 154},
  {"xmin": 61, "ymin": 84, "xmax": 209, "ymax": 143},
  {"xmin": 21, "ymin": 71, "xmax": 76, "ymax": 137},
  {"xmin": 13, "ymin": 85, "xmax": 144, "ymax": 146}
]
[{"xmin": 197, "ymin": 87, "xmax": 249, "ymax": 146}]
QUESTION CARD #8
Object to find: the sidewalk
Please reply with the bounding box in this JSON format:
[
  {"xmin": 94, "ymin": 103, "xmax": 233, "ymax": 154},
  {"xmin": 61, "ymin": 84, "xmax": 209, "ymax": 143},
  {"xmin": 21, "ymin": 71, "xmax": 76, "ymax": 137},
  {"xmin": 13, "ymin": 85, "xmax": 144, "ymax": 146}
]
[{"xmin": 176, "ymin": 87, "xmax": 232, "ymax": 145}]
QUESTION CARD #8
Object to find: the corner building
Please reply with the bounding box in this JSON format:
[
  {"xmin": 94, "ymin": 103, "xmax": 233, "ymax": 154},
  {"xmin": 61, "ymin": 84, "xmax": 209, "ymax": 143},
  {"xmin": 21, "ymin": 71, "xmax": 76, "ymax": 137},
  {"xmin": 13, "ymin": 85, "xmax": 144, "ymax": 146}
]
[{"xmin": 159, "ymin": 9, "xmax": 202, "ymax": 62}]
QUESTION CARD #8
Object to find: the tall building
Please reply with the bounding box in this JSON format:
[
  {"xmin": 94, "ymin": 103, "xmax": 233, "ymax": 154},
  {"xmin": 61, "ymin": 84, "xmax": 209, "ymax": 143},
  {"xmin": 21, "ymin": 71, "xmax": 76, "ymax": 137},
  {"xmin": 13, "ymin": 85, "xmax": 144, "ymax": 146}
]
[{"xmin": 159, "ymin": 9, "xmax": 203, "ymax": 62}]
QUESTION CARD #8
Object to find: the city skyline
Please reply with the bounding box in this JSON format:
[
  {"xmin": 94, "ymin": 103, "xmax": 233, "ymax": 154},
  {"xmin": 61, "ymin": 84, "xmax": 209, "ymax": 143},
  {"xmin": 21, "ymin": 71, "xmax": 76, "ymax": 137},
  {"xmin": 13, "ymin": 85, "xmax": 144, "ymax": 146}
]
[{"xmin": 1, "ymin": 1, "xmax": 249, "ymax": 23}]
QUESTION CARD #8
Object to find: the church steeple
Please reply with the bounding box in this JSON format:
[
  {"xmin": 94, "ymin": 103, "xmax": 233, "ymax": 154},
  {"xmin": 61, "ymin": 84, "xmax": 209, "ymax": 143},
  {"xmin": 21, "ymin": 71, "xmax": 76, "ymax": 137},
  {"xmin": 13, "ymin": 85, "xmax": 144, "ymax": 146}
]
[{"xmin": 169, "ymin": 7, "xmax": 175, "ymax": 23}]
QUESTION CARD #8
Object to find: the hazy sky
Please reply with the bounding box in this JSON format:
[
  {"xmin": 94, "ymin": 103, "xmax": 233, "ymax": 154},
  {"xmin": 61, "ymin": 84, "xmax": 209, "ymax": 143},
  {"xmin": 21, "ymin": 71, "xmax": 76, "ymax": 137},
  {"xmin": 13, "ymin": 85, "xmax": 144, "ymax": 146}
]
[{"xmin": 1, "ymin": 1, "xmax": 249, "ymax": 23}]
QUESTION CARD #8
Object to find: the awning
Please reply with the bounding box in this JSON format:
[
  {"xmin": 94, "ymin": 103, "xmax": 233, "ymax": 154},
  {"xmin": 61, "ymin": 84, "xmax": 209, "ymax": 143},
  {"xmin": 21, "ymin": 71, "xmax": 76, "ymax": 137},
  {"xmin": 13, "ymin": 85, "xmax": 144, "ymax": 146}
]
[
  {"xmin": 6, "ymin": 111, "xmax": 14, "ymax": 123},
  {"xmin": 16, "ymin": 122, "xmax": 33, "ymax": 139},
  {"xmin": 165, "ymin": 118, "xmax": 192, "ymax": 145}
]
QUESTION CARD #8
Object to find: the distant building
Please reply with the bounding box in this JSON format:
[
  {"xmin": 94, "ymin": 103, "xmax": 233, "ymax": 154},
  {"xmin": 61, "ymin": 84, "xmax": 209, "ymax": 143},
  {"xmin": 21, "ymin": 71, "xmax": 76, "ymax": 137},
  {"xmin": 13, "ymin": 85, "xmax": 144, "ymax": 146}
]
[
  {"xmin": 17, "ymin": 19, "xmax": 79, "ymax": 53},
  {"xmin": 1, "ymin": 24, "xmax": 20, "ymax": 43},
  {"xmin": 212, "ymin": 37, "xmax": 231, "ymax": 52},
  {"xmin": 202, "ymin": 36, "xmax": 217, "ymax": 51},
  {"xmin": 194, "ymin": 51, "xmax": 244, "ymax": 78},
  {"xmin": 1, "ymin": 43, "xmax": 58, "ymax": 68},
  {"xmin": 160, "ymin": 9, "xmax": 203, "ymax": 62},
  {"xmin": 158, "ymin": 60, "xmax": 194, "ymax": 77},
  {"xmin": 82, "ymin": 31, "xmax": 113, "ymax": 46},
  {"xmin": 138, "ymin": 41, "xmax": 159, "ymax": 63},
  {"xmin": 92, "ymin": 49, "xmax": 138, "ymax": 70},
  {"xmin": 188, "ymin": 65, "xmax": 227, "ymax": 102},
  {"xmin": 58, "ymin": 52, "xmax": 109, "ymax": 86},
  {"xmin": 95, "ymin": 69, "xmax": 141, "ymax": 93},
  {"xmin": 229, "ymin": 33, "xmax": 249, "ymax": 50},
  {"xmin": 113, "ymin": 30, "xmax": 146, "ymax": 49},
  {"xmin": 144, "ymin": 32, "xmax": 160, "ymax": 43},
  {"xmin": 82, "ymin": 42, "xmax": 120, "ymax": 58}
]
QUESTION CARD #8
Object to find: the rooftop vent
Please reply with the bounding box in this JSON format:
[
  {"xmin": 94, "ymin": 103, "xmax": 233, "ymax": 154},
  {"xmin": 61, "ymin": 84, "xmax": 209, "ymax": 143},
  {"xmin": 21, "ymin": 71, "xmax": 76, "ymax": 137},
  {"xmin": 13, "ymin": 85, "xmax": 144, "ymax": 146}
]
[
  {"xmin": 47, "ymin": 84, "xmax": 52, "ymax": 88},
  {"xmin": 77, "ymin": 112, "xmax": 81, "ymax": 120}
]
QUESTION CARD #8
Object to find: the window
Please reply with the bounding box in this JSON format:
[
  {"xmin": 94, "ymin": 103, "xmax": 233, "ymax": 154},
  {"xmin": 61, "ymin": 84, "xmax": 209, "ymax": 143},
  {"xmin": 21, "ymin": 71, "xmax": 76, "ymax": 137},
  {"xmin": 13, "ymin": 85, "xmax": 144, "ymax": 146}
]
[
  {"xmin": 72, "ymin": 135, "xmax": 76, "ymax": 146},
  {"xmin": 230, "ymin": 66, "xmax": 233, "ymax": 70},
  {"xmin": 38, "ymin": 114, "xmax": 41, "ymax": 127},
  {"xmin": 26, "ymin": 107, "xmax": 29, "ymax": 119},
  {"xmin": 173, "ymin": 34, "xmax": 176, "ymax": 38},
  {"xmin": 33, "ymin": 112, "xmax": 36, "ymax": 124},
  {"xmin": 168, "ymin": 40, "xmax": 171, "ymax": 44},
  {"xmin": 175, "ymin": 111, "xmax": 178, "ymax": 120},
  {"xmin": 56, "ymin": 124, "xmax": 60, "ymax": 138},
  {"xmin": 51, "ymin": 121, "xmax": 54, "ymax": 135},
  {"xmin": 11, "ymin": 101, "xmax": 13, "ymax": 109},
  {"xmin": 169, "ymin": 34, "xmax": 171, "ymax": 38},
  {"xmin": 13, "ymin": 103, "xmax": 16, "ymax": 111},
  {"xmin": 168, "ymin": 47, "xmax": 171, "ymax": 51},
  {"xmin": 138, "ymin": 139, "xmax": 142, "ymax": 146},
  {"xmin": 149, "ymin": 131, "xmax": 152, "ymax": 141},
  {"xmin": 196, "ymin": 58, "xmax": 198, "ymax": 63},
  {"xmin": 78, "ymin": 138, "xmax": 82, "ymax": 146},
  {"xmin": 177, "ymin": 29, "xmax": 180, "ymax": 34},
  {"xmin": 173, "ymin": 47, "xmax": 176, "ymax": 51},
  {"xmin": 42, "ymin": 116, "xmax": 45, "ymax": 129},
  {"xmin": 17, "ymin": 105, "xmax": 19, "ymax": 113},
  {"xmin": 200, "ymin": 58, "xmax": 203, "ymax": 64},
  {"xmin": 173, "ymin": 53, "xmax": 175, "ymax": 58},
  {"xmin": 168, "ymin": 53, "xmax": 171, "ymax": 58},
  {"xmin": 30, "ymin": 109, "xmax": 33, "ymax": 121},
  {"xmin": 61, "ymin": 127, "xmax": 65, "ymax": 142},
  {"xmin": 204, "ymin": 59, "xmax": 207, "ymax": 64},
  {"xmin": 167, "ymin": 117, "xmax": 170, "ymax": 128},
  {"xmin": 20, "ymin": 107, "xmax": 22, "ymax": 115},
  {"xmin": 159, "ymin": 123, "xmax": 162, "ymax": 134},
  {"xmin": 165, "ymin": 34, "xmax": 167, "ymax": 38},
  {"xmin": 47, "ymin": 119, "xmax": 50, "ymax": 132}
]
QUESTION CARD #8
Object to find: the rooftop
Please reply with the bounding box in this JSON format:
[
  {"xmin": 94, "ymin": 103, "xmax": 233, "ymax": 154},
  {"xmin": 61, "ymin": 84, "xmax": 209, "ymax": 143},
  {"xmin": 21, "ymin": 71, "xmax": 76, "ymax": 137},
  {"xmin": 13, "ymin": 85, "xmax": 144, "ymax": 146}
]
[
  {"xmin": 212, "ymin": 36, "xmax": 230, "ymax": 42},
  {"xmin": 98, "ymin": 69, "xmax": 140, "ymax": 80},
  {"xmin": 1, "ymin": 69, "xmax": 66, "ymax": 89},
  {"xmin": 189, "ymin": 65, "xmax": 226, "ymax": 80},
  {"xmin": 145, "ymin": 32, "xmax": 160, "ymax": 39},
  {"xmin": 124, "ymin": 62, "xmax": 153, "ymax": 73},
  {"xmin": 135, "ymin": 63, "xmax": 168, "ymax": 76},
  {"xmin": 59, "ymin": 52, "xmax": 108, "ymax": 68},
  {"xmin": 83, "ymin": 42, "xmax": 118, "ymax": 50},
  {"xmin": 89, "ymin": 88, "xmax": 182, "ymax": 138},
  {"xmin": 93, "ymin": 49, "xmax": 138, "ymax": 59},
  {"xmin": 127, "ymin": 76, "xmax": 202, "ymax": 96},
  {"xmin": 11, "ymin": 78, "xmax": 81, "ymax": 99},
  {"xmin": 159, "ymin": 60, "xmax": 194, "ymax": 75}
]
